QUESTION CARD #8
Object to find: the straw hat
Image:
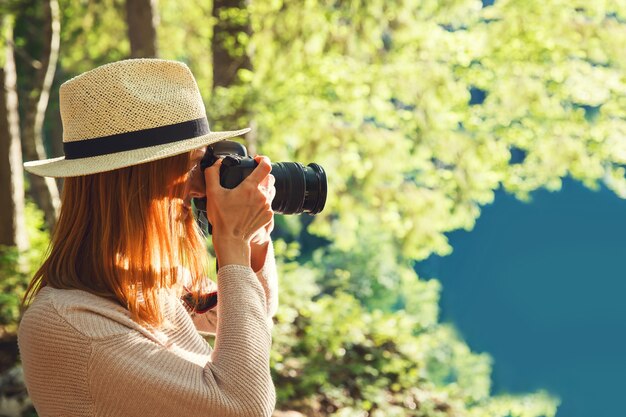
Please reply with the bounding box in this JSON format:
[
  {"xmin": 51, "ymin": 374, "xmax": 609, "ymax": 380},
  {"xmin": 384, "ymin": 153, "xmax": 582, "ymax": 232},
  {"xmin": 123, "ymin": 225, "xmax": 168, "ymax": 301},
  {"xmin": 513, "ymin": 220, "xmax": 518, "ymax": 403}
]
[{"xmin": 23, "ymin": 59, "xmax": 250, "ymax": 178}]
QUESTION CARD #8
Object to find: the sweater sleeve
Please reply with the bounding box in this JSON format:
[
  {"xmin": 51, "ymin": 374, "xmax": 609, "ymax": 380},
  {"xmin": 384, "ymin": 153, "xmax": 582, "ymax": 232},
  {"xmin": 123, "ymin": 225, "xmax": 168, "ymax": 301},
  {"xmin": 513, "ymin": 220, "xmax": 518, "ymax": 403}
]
[
  {"xmin": 87, "ymin": 265, "xmax": 275, "ymax": 417},
  {"xmin": 191, "ymin": 240, "xmax": 279, "ymax": 335},
  {"xmin": 253, "ymin": 240, "xmax": 279, "ymax": 320}
]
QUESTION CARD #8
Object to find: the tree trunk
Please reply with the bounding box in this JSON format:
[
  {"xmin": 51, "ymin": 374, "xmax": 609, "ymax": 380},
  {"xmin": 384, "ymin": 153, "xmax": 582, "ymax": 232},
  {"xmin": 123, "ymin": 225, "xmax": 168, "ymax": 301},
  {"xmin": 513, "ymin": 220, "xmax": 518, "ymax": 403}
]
[
  {"xmin": 211, "ymin": 0, "xmax": 256, "ymax": 154},
  {"xmin": 212, "ymin": 0, "xmax": 252, "ymax": 89},
  {"xmin": 19, "ymin": 0, "xmax": 61, "ymax": 232},
  {"xmin": 126, "ymin": 0, "xmax": 158, "ymax": 58},
  {"xmin": 0, "ymin": 17, "xmax": 28, "ymax": 251},
  {"xmin": 46, "ymin": 78, "xmax": 64, "ymax": 192}
]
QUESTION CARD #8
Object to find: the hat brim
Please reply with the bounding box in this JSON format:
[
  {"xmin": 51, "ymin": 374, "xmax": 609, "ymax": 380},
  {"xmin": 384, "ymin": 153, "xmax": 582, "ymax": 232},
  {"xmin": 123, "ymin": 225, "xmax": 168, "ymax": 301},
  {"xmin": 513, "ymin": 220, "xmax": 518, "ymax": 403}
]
[{"xmin": 23, "ymin": 128, "xmax": 251, "ymax": 178}]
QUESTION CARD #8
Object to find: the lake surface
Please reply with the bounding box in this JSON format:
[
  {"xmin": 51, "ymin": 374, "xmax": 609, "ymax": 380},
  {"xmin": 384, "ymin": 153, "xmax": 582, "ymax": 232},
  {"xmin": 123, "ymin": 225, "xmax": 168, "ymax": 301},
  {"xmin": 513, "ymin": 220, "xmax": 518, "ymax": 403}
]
[{"xmin": 416, "ymin": 177, "xmax": 626, "ymax": 417}]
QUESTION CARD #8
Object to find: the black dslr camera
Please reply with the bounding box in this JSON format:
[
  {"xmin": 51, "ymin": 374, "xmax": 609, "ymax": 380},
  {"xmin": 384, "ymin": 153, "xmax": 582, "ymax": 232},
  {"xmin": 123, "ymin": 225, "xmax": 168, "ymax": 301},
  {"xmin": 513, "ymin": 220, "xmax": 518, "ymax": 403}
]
[{"xmin": 193, "ymin": 140, "xmax": 327, "ymax": 234}]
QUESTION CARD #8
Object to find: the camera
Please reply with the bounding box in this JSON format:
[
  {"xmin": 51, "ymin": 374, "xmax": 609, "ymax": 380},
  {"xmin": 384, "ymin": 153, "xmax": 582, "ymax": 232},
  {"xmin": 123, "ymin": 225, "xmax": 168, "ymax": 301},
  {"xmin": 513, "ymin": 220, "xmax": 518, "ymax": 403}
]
[{"xmin": 192, "ymin": 140, "xmax": 327, "ymax": 234}]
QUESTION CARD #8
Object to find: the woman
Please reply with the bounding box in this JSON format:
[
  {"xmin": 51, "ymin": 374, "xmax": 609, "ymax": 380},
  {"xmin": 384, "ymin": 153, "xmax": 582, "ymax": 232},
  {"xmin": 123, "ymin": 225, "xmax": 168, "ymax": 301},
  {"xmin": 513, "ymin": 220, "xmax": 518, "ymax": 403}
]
[{"xmin": 17, "ymin": 59, "xmax": 278, "ymax": 417}]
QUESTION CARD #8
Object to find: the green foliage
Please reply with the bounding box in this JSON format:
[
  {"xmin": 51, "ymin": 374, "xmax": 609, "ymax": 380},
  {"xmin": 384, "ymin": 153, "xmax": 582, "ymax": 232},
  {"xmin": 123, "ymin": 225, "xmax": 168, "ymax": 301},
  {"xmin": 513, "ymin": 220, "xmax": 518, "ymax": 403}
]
[
  {"xmin": 0, "ymin": 202, "xmax": 50, "ymax": 333},
  {"xmin": 312, "ymin": 226, "xmax": 441, "ymax": 321},
  {"xmin": 158, "ymin": 0, "xmax": 214, "ymax": 95},
  {"xmin": 239, "ymin": 0, "xmax": 626, "ymax": 262},
  {"xmin": 272, "ymin": 243, "xmax": 558, "ymax": 416},
  {"xmin": 467, "ymin": 391, "xmax": 559, "ymax": 417},
  {"xmin": 218, "ymin": 0, "xmax": 624, "ymax": 414},
  {"xmin": 57, "ymin": 0, "xmax": 129, "ymax": 73}
]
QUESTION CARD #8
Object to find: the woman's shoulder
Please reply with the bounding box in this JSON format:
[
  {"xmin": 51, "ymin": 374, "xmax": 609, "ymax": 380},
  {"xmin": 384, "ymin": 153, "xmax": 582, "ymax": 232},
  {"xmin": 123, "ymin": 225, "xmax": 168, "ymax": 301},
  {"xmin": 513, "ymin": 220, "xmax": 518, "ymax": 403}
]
[{"xmin": 20, "ymin": 286, "xmax": 137, "ymax": 340}]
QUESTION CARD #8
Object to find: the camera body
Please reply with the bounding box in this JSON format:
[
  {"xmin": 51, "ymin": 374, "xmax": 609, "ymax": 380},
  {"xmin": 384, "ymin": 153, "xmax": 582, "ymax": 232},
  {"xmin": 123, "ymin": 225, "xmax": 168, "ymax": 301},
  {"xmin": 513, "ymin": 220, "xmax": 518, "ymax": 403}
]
[
  {"xmin": 199, "ymin": 140, "xmax": 258, "ymax": 189},
  {"xmin": 193, "ymin": 140, "xmax": 327, "ymax": 234}
]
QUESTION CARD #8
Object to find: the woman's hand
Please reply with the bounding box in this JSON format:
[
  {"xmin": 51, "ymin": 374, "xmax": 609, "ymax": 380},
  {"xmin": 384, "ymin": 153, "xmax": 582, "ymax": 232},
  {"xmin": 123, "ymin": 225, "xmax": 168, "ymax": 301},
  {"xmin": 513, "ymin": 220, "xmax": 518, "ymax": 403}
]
[
  {"xmin": 250, "ymin": 166, "xmax": 275, "ymax": 271},
  {"xmin": 250, "ymin": 169, "xmax": 275, "ymax": 246},
  {"xmin": 204, "ymin": 155, "xmax": 275, "ymax": 267}
]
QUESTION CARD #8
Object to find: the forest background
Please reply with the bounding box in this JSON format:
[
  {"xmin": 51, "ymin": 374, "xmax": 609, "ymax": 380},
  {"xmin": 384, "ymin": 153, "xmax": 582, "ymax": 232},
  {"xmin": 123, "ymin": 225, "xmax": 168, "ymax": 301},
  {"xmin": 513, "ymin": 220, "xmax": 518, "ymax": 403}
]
[{"xmin": 1, "ymin": 0, "xmax": 625, "ymax": 416}]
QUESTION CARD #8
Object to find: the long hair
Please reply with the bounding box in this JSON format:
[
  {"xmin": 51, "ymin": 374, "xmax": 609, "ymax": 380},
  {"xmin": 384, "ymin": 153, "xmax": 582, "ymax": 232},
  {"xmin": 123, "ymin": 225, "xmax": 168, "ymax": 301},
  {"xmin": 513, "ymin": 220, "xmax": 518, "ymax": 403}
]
[{"xmin": 22, "ymin": 151, "xmax": 210, "ymax": 328}]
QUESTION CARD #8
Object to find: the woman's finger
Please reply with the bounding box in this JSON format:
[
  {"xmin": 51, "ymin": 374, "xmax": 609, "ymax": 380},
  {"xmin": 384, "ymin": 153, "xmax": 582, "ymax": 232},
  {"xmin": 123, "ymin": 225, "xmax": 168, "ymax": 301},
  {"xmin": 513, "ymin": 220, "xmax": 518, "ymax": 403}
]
[
  {"xmin": 204, "ymin": 158, "xmax": 223, "ymax": 193},
  {"xmin": 259, "ymin": 173, "xmax": 274, "ymax": 189},
  {"xmin": 243, "ymin": 156, "xmax": 272, "ymax": 186}
]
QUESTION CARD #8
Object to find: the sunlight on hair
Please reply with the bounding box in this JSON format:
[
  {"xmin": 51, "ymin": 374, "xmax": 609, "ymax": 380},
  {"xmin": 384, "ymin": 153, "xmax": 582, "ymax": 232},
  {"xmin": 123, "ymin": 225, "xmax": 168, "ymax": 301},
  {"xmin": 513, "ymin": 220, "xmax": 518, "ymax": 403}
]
[{"xmin": 23, "ymin": 151, "xmax": 212, "ymax": 328}]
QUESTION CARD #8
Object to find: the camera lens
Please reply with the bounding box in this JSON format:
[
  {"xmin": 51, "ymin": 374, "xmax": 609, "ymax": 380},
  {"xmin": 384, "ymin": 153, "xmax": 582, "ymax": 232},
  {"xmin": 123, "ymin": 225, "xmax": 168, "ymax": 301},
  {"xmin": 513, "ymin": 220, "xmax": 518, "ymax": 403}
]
[{"xmin": 271, "ymin": 162, "xmax": 327, "ymax": 215}]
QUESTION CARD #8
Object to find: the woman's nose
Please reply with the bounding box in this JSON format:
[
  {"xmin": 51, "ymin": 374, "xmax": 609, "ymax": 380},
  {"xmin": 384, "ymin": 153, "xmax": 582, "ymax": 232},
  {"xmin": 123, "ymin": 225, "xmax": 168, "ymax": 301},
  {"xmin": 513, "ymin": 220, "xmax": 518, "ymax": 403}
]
[{"xmin": 188, "ymin": 166, "xmax": 206, "ymax": 199}]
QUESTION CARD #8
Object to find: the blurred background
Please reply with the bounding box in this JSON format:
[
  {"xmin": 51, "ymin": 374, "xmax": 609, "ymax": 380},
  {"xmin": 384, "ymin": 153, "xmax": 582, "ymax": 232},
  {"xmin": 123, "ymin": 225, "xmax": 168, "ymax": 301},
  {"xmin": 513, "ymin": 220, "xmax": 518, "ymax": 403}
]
[{"xmin": 1, "ymin": 0, "xmax": 625, "ymax": 416}]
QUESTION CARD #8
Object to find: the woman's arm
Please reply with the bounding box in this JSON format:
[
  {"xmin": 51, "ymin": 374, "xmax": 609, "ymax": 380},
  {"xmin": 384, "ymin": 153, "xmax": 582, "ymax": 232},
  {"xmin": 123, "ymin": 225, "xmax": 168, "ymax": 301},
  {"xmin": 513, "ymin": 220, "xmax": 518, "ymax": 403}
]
[
  {"xmin": 189, "ymin": 155, "xmax": 278, "ymax": 335},
  {"xmin": 88, "ymin": 265, "xmax": 276, "ymax": 417},
  {"xmin": 251, "ymin": 240, "xmax": 279, "ymax": 320},
  {"xmin": 19, "ymin": 267, "xmax": 275, "ymax": 417},
  {"xmin": 189, "ymin": 239, "xmax": 278, "ymax": 335}
]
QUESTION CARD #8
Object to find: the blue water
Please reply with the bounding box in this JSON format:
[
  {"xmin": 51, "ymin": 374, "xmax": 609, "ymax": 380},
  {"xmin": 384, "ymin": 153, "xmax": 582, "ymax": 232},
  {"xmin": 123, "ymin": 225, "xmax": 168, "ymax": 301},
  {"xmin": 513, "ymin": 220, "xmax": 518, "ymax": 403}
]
[{"xmin": 416, "ymin": 177, "xmax": 626, "ymax": 417}]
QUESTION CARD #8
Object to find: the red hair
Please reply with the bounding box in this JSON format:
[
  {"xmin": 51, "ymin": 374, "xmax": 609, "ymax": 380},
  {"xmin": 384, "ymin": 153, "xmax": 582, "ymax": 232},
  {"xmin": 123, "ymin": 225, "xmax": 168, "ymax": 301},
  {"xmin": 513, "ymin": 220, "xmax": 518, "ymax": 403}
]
[{"xmin": 23, "ymin": 151, "xmax": 210, "ymax": 328}]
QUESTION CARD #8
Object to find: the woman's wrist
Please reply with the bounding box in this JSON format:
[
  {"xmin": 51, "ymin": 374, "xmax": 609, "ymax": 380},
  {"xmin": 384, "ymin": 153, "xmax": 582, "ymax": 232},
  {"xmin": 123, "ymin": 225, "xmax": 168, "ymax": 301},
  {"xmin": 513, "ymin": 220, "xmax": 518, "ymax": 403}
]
[{"xmin": 213, "ymin": 236, "xmax": 251, "ymax": 268}]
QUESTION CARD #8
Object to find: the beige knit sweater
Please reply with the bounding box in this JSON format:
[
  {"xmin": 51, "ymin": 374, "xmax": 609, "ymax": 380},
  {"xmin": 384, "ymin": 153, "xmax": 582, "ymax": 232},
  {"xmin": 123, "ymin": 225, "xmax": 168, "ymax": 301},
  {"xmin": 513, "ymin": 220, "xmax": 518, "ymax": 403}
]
[{"xmin": 17, "ymin": 243, "xmax": 279, "ymax": 417}]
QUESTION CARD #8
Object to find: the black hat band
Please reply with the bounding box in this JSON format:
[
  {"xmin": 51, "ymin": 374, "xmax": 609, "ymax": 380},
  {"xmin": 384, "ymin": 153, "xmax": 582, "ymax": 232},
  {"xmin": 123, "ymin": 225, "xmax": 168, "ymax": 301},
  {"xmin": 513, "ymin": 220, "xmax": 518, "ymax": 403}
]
[{"xmin": 63, "ymin": 117, "xmax": 210, "ymax": 160}]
